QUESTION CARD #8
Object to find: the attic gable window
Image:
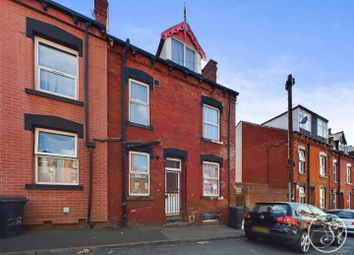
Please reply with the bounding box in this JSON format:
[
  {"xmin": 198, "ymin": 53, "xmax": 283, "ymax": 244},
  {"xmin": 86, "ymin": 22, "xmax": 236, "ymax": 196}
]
[{"xmin": 171, "ymin": 38, "xmax": 196, "ymax": 71}]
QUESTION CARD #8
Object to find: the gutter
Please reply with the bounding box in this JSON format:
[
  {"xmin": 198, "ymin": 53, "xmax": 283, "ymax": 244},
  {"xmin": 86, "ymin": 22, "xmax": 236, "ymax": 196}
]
[
  {"xmin": 84, "ymin": 22, "xmax": 96, "ymax": 228},
  {"xmin": 121, "ymin": 39, "xmax": 130, "ymax": 227}
]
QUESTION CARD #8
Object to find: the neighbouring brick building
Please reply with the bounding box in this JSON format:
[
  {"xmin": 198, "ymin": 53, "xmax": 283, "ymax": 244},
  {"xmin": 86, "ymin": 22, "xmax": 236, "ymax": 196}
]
[
  {"xmin": 236, "ymin": 105, "xmax": 354, "ymax": 210},
  {"xmin": 0, "ymin": 0, "xmax": 238, "ymax": 227}
]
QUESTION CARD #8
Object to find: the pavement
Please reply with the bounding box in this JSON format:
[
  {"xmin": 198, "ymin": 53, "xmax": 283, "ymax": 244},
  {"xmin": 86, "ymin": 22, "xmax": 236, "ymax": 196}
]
[
  {"xmin": 0, "ymin": 225, "xmax": 243, "ymax": 255},
  {"xmin": 91, "ymin": 236, "xmax": 354, "ymax": 255}
]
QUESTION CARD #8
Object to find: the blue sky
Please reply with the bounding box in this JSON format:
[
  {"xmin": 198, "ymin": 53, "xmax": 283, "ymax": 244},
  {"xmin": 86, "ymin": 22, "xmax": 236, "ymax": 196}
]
[{"xmin": 56, "ymin": 0, "xmax": 354, "ymax": 143}]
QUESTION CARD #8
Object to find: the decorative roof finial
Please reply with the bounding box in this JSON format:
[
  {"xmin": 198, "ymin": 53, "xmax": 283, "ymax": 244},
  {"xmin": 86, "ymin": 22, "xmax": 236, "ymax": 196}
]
[{"xmin": 183, "ymin": 0, "xmax": 188, "ymax": 38}]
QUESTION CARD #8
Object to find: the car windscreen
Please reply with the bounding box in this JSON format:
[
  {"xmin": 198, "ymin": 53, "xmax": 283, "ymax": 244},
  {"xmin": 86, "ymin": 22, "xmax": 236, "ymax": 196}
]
[
  {"xmin": 337, "ymin": 211, "xmax": 354, "ymax": 219},
  {"xmin": 253, "ymin": 204, "xmax": 289, "ymax": 217}
]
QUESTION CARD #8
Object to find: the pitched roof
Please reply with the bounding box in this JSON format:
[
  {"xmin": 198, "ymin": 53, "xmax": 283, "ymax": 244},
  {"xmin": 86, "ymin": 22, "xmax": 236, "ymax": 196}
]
[
  {"xmin": 156, "ymin": 21, "xmax": 206, "ymax": 59},
  {"xmin": 329, "ymin": 131, "xmax": 347, "ymax": 145}
]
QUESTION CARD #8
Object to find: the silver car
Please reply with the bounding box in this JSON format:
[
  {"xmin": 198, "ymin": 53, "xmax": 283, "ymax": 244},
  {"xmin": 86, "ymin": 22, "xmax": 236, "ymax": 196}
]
[{"xmin": 327, "ymin": 210, "xmax": 354, "ymax": 234}]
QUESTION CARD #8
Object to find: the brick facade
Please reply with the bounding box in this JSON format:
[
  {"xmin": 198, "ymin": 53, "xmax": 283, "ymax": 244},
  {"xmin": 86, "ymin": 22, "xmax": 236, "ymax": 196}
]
[
  {"xmin": 1, "ymin": 0, "xmax": 237, "ymax": 227},
  {"xmin": 0, "ymin": 0, "xmax": 108, "ymax": 226},
  {"xmin": 236, "ymin": 121, "xmax": 354, "ymax": 210},
  {"xmin": 107, "ymin": 42, "xmax": 237, "ymax": 226}
]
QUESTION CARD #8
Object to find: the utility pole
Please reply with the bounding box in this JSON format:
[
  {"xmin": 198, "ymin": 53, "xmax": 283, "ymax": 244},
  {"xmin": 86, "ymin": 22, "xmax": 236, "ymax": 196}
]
[{"xmin": 285, "ymin": 74, "xmax": 295, "ymax": 202}]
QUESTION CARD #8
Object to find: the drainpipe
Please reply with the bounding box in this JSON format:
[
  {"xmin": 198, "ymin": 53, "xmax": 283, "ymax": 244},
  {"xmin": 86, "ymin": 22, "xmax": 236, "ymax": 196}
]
[
  {"xmin": 307, "ymin": 143, "xmax": 311, "ymax": 204},
  {"xmin": 84, "ymin": 22, "xmax": 96, "ymax": 228},
  {"xmin": 121, "ymin": 39, "xmax": 130, "ymax": 227},
  {"xmin": 227, "ymin": 93, "xmax": 231, "ymax": 207},
  {"xmin": 338, "ymin": 155, "xmax": 341, "ymax": 208}
]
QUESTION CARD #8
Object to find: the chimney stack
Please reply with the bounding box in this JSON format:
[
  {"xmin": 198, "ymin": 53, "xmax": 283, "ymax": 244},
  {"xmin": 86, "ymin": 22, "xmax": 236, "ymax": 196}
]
[
  {"xmin": 202, "ymin": 59, "xmax": 218, "ymax": 82},
  {"xmin": 94, "ymin": 0, "xmax": 108, "ymax": 27}
]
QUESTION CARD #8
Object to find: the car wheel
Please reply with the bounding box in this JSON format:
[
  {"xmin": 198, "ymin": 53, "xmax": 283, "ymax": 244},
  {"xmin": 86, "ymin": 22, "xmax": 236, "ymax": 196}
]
[
  {"xmin": 333, "ymin": 230, "xmax": 344, "ymax": 246},
  {"xmin": 293, "ymin": 231, "xmax": 311, "ymax": 254}
]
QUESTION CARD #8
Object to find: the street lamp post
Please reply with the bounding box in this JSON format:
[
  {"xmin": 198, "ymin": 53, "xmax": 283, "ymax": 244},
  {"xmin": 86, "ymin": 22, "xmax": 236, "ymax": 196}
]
[{"xmin": 285, "ymin": 74, "xmax": 295, "ymax": 202}]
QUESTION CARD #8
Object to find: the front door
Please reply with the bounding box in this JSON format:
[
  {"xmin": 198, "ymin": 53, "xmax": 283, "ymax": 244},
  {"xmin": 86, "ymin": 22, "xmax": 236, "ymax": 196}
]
[{"xmin": 165, "ymin": 158, "xmax": 181, "ymax": 216}]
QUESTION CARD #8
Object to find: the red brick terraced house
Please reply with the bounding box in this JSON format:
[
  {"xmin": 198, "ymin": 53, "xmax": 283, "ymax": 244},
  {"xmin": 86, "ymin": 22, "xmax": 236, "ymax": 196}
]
[
  {"xmin": 0, "ymin": 0, "xmax": 238, "ymax": 227},
  {"xmin": 235, "ymin": 105, "xmax": 354, "ymax": 210}
]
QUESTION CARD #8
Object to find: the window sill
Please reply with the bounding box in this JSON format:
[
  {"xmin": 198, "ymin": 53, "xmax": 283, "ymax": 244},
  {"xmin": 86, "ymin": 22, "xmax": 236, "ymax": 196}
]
[
  {"xmin": 201, "ymin": 196, "xmax": 223, "ymax": 200},
  {"xmin": 299, "ymin": 173, "xmax": 307, "ymax": 176},
  {"xmin": 126, "ymin": 195, "xmax": 153, "ymax": 201},
  {"xmin": 319, "ymin": 175, "xmax": 328, "ymax": 179},
  {"xmin": 25, "ymin": 184, "xmax": 83, "ymax": 190},
  {"xmin": 25, "ymin": 88, "xmax": 84, "ymax": 106},
  {"xmin": 126, "ymin": 121, "xmax": 154, "ymax": 130},
  {"xmin": 201, "ymin": 137, "xmax": 224, "ymax": 145}
]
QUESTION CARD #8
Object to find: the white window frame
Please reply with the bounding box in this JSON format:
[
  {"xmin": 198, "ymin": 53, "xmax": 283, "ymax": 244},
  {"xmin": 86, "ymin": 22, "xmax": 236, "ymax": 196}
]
[
  {"xmin": 128, "ymin": 151, "xmax": 150, "ymax": 196},
  {"xmin": 35, "ymin": 37, "xmax": 79, "ymax": 100},
  {"xmin": 34, "ymin": 128, "xmax": 78, "ymax": 185},
  {"xmin": 333, "ymin": 160, "xmax": 338, "ymax": 183},
  {"xmin": 298, "ymin": 148, "xmax": 306, "ymax": 174},
  {"xmin": 347, "ymin": 192, "xmax": 351, "ymax": 209},
  {"xmin": 299, "ymin": 110, "xmax": 311, "ymax": 131},
  {"xmin": 171, "ymin": 38, "xmax": 197, "ymax": 71},
  {"xmin": 203, "ymin": 104, "xmax": 220, "ymax": 141},
  {"xmin": 347, "ymin": 163, "xmax": 352, "ymax": 184},
  {"xmin": 299, "ymin": 186, "xmax": 306, "ymax": 203},
  {"xmin": 165, "ymin": 158, "xmax": 182, "ymax": 172},
  {"xmin": 319, "ymin": 187, "xmax": 326, "ymax": 209},
  {"xmin": 319, "ymin": 153, "xmax": 327, "ymax": 177},
  {"xmin": 128, "ymin": 79, "xmax": 150, "ymax": 126},
  {"xmin": 317, "ymin": 119, "xmax": 327, "ymax": 138},
  {"xmin": 332, "ymin": 190, "xmax": 337, "ymax": 209},
  {"xmin": 202, "ymin": 161, "xmax": 220, "ymax": 197}
]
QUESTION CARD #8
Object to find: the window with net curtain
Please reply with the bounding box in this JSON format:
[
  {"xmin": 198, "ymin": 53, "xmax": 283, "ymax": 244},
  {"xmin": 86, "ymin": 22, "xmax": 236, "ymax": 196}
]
[
  {"xmin": 203, "ymin": 105, "xmax": 220, "ymax": 141},
  {"xmin": 129, "ymin": 152, "xmax": 150, "ymax": 196},
  {"xmin": 36, "ymin": 38, "xmax": 78, "ymax": 99},
  {"xmin": 172, "ymin": 39, "xmax": 184, "ymax": 66},
  {"xmin": 35, "ymin": 129, "xmax": 78, "ymax": 184},
  {"xmin": 203, "ymin": 162, "xmax": 220, "ymax": 196},
  {"xmin": 186, "ymin": 47, "xmax": 195, "ymax": 71},
  {"xmin": 129, "ymin": 80, "xmax": 149, "ymax": 125}
]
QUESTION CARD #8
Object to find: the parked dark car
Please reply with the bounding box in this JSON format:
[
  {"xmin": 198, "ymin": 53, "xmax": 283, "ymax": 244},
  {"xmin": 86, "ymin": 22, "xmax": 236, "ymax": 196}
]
[
  {"xmin": 244, "ymin": 202, "xmax": 344, "ymax": 253},
  {"xmin": 327, "ymin": 209, "xmax": 354, "ymax": 234}
]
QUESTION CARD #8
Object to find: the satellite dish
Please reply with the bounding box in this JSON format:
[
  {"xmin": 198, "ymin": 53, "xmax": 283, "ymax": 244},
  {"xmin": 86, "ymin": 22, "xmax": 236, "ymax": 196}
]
[{"xmin": 300, "ymin": 116, "xmax": 308, "ymax": 124}]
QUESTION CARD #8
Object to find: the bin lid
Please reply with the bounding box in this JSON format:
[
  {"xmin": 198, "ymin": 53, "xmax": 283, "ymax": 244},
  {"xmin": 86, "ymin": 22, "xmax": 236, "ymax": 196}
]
[{"xmin": 0, "ymin": 196, "xmax": 27, "ymax": 203}]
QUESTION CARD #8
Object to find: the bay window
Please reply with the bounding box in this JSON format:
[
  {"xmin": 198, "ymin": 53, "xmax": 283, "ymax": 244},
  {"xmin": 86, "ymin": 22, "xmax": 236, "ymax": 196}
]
[
  {"xmin": 203, "ymin": 104, "xmax": 220, "ymax": 141},
  {"xmin": 35, "ymin": 128, "xmax": 78, "ymax": 184},
  {"xmin": 35, "ymin": 37, "xmax": 78, "ymax": 99},
  {"xmin": 129, "ymin": 79, "xmax": 150, "ymax": 126},
  {"xmin": 203, "ymin": 162, "xmax": 220, "ymax": 197},
  {"xmin": 129, "ymin": 151, "xmax": 150, "ymax": 196}
]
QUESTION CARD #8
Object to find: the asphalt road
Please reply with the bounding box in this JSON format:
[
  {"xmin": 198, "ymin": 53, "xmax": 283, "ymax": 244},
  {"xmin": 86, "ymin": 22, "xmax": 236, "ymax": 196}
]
[{"xmin": 92, "ymin": 236, "xmax": 354, "ymax": 255}]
